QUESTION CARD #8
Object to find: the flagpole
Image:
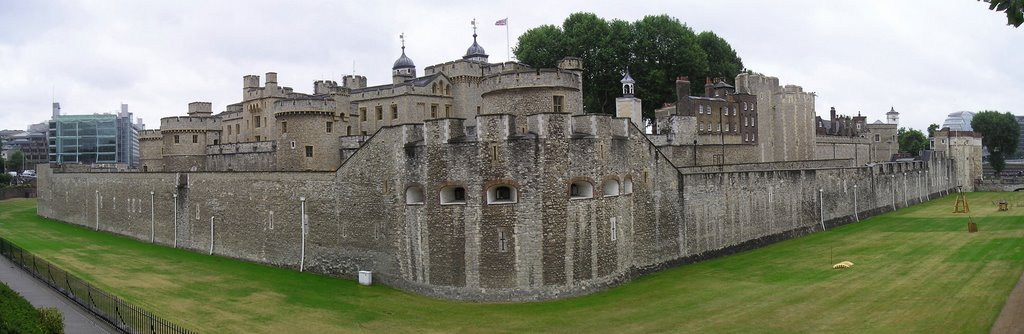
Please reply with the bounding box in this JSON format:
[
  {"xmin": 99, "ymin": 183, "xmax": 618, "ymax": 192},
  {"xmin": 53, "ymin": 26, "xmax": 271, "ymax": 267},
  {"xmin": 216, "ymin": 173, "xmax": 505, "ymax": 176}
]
[{"xmin": 506, "ymin": 19, "xmax": 510, "ymax": 62}]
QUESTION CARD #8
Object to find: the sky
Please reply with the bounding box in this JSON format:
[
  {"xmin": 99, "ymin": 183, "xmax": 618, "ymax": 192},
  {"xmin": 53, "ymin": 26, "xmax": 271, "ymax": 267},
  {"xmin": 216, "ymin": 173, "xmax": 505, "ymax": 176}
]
[{"xmin": 0, "ymin": 0, "xmax": 1021, "ymax": 133}]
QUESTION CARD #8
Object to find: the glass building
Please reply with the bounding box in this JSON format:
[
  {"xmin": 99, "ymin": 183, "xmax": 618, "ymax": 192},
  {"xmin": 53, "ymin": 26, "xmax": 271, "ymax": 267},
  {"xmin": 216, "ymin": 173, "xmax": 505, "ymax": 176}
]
[{"xmin": 48, "ymin": 114, "xmax": 120, "ymax": 164}]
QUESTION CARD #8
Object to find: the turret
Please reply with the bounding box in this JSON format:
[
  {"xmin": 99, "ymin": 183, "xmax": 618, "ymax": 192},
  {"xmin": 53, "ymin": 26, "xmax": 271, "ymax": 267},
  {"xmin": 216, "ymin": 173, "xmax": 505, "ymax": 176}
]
[
  {"xmin": 187, "ymin": 102, "xmax": 213, "ymax": 117},
  {"xmin": 887, "ymin": 106, "xmax": 899, "ymax": 124},
  {"xmin": 616, "ymin": 71, "xmax": 643, "ymax": 130},
  {"xmin": 393, "ymin": 33, "xmax": 417, "ymax": 84},
  {"xmin": 343, "ymin": 75, "xmax": 367, "ymax": 89}
]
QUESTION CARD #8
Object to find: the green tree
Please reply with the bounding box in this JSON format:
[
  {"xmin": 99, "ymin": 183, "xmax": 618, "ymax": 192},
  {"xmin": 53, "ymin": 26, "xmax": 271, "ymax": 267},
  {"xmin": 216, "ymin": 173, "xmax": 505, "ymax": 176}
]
[
  {"xmin": 980, "ymin": 0, "xmax": 1024, "ymax": 27},
  {"xmin": 6, "ymin": 151, "xmax": 25, "ymax": 174},
  {"xmin": 927, "ymin": 123, "xmax": 940, "ymax": 137},
  {"xmin": 971, "ymin": 110, "xmax": 1021, "ymax": 174},
  {"xmin": 514, "ymin": 13, "xmax": 743, "ymax": 122},
  {"xmin": 897, "ymin": 128, "xmax": 929, "ymax": 157}
]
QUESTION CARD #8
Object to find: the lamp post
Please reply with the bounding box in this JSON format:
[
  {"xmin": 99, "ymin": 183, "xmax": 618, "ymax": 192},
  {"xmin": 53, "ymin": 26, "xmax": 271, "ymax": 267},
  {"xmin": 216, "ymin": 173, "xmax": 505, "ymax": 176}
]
[
  {"xmin": 300, "ymin": 196, "xmax": 307, "ymax": 272},
  {"xmin": 150, "ymin": 191, "xmax": 155, "ymax": 242},
  {"xmin": 172, "ymin": 193, "xmax": 178, "ymax": 248}
]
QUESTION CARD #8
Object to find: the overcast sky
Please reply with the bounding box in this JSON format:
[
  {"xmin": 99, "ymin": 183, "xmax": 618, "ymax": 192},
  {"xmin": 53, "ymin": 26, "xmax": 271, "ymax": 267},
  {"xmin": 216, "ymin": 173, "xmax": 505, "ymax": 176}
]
[{"xmin": 1, "ymin": 0, "xmax": 1020, "ymax": 133}]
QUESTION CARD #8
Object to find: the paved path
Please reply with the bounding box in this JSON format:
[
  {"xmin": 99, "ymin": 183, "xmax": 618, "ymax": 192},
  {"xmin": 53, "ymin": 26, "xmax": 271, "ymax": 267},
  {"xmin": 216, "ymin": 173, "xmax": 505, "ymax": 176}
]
[
  {"xmin": 0, "ymin": 255, "xmax": 119, "ymax": 334},
  {"xmin": 992, "ymin": 269, "xmax": 1024, "ymax": 334}
]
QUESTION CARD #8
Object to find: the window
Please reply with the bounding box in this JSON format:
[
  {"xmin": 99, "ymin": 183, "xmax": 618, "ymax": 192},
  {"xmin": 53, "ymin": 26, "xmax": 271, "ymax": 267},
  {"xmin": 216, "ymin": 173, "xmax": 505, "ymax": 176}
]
[
  {"xmin": 487, "ymin": 185, "xmax": 518, "ymax": 204},
  {"xmin": 553, "ymin": 95, "xmax": 564, "ymax": 113},
  {"xmin": 874, "ymin": 134, "xmax": 881, "ymax": 142},
  {"xmin": 699, "ymin": 122, "xmax": 704, "ymax": 131},
  {"xmin": 227, "ymin": 126, "xmax": 232, "ymax": 135},
  {"xmin": 174, "ymin": 135, "xmax": 179, "ymax": 144},
  {"xmin": 445, "ymin": 84, "xmax": 451, "ymax": 96},
  {"xmin": 326, "ymin": 121, "xmax": 333, "ymax": 133},
  {"xmin": 255, "ymin": 116, "xmax": 261, "ymax": 128},
  {"xmin": 346, "ymin": 126, "xmax": 351, "ymax": 136},
  {"xmin": 430, "ymin": 104, "xmax": 438, "ymax": 118},
  {"xmin": 610, "ymin": 217, "xmax": 617, "ymax": 241},
  {"xmin": 192, "ymin": 135, "xmax": 198, "ymax": 143},
  {"xmin": 391, "ymin": 105, "xmax": 398, "ymax": 120},
  {"xmin": 717, "ymin": 124, "xmax": 722, "ymax": 132},
  {"xmin": 725, "ymin": 123, "xmax": 730, "ymax": 132},
  {"xmin": 290, "ymin": 141, "xmax": 296, "ymax": 149},
  {"xmin": 743, "ymin": 102, "xmax": 748, "ymax": 111},
  {"xmin": 603, "ymin": 179, "xmax": 620, "ymax": 197},
  {"xmin": 570, "ymin": 181, "xmax": 594, "ymax": 199},
  {"xmin": 360, "ymin": 107, "xmax": 367, "ymax": 121},
  {"xmin": 305, "ymin": 145, "xmax": 313, "ymax": 157},
  {"xmin": 440, "ymin": 186, "xmax": 467, "ymax": 205},
  {"xmin": 235, "ymin": 124, "xmax": 240, "ymax": 134},
  {"xmin": 405, "ymin": 186, "xmax": 425, "ymax": 205},
  {"xmin": 281, "ymin": 121, "xmax": 287, "ymax": 134},
  {"xmin": 445, "ymin": 104, "xmax": 452, "ymax": 117},
  {"xmin": 623, "ymin": 178, "xmax": 633, "ymax": 194},
  {"xmin": 255, "ymin": 135, "xmax": 261, "ymax": 141},
  {"xmin": 498, "ymin": 228, "xmax": 508, "ymax": 252},
  {"xmin": 476, "ymin": 106, "xmax": 481, "ymax": 115},
  {"xmin": 376, "ymin": 106, "xmax": 383, "ymax": 120}
]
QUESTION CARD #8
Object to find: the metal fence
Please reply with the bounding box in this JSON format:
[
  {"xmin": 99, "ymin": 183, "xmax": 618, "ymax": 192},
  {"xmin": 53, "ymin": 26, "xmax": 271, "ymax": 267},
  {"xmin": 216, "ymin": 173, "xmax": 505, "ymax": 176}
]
[{"xmin": 0, "ymin": 237, "xmax": 194, "ymax": 334}]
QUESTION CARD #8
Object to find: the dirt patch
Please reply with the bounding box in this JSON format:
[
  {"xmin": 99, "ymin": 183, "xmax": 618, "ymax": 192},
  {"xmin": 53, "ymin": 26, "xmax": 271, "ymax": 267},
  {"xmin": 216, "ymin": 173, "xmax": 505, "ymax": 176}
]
[{"xmin": 991, "ymin": 270, "xmax": 1024, "ymax": 334}]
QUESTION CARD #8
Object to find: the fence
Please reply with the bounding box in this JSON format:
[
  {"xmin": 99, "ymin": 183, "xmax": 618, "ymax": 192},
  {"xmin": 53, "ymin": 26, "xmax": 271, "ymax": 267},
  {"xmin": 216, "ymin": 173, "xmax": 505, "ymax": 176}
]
[{"xmin": 0, "ymin": 237, "xmax": 194, "ymax": 334}]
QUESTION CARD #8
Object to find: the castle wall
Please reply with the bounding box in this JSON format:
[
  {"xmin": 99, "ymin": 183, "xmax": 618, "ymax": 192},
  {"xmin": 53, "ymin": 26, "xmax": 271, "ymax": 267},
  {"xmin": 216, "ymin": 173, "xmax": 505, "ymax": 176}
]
[
  {"xmin": 814, "ymin": 136, "xmax": 872, "ymax": 165},
  {"xmin": 36, "ymin": 110, "xmax": 960, "ymax": 302},
  {"xmin": 205, "ymin": 141, "xmax": 277, "ymax": 171},
  {"xmin": 735, "ymin": 73, "xmax": 815, "ymax": 162}
]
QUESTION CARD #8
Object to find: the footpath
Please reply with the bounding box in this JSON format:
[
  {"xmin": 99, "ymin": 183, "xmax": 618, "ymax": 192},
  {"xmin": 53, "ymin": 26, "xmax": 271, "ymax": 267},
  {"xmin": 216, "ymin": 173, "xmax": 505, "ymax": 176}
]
[
  {"xmin": 991, "ymin": 269, "xmax": 1024, "ymax": 334},
  {"xmin": 0, "ymin": 255, "xmax": 118, "ymax": 334}
]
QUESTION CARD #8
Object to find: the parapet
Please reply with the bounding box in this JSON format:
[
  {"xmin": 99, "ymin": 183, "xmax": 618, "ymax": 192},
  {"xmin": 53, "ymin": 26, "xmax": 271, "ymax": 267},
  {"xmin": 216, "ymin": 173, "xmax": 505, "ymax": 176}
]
[
  {"xmin": 424, "ymin": 118, "xmax": 467, "ymax": 145},
  {"xmin": 187, "ymin": 102, "xmax": 213, "ymax": 116},
  {"xmin": 273, "ymin": 98, "xmax": 337, "ymax": 116},
  {"xmin": 526, "ymin": 113, "xmax": 572, "ymax": 139},
  {"xmin": 783, "ymin": 84, "xmax": 803, "ymax": 93},
  {"xmin": 480, "ymin": 69, "xmax": 581, "ymax": 95},
  {"xmin": 160, "ymin": 116, "xmax": 222, "ymax": 132},
  {"xmin": 342, "ymin": 75, "xmax": 367, "ymax": 89},
  {"xmin": 315, "ymin": 80, "xmax": 342, "ymax": 95},
  {"xmin": 140, "ymin": 129, "xmax": 162, "ymax": 140},
  {"xmin": 424, "ymin": 60, "xmax": 486, "ymax": 78},
  {"xmin": 244, "ymin": 75, "xmax": 260, "ymax": 89}
]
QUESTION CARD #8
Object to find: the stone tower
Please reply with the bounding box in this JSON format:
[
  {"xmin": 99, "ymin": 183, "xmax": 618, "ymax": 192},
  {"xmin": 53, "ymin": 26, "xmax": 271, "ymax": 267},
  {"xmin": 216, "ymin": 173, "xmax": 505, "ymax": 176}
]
[{"xmin": 615, "ymin": 71, "xmax": 643, "ymax": 130}]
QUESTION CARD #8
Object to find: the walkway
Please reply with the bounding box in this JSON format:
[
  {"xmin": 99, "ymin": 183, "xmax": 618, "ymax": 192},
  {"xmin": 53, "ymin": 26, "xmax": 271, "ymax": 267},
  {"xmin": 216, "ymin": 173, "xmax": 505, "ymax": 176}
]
[
  {"xmin": 992, "ymin": 269, "xmax": 1024, "ymax": 334},
  {"xmin": 0, "ymin": 255, "xmax": 119, "ymax": 334}
]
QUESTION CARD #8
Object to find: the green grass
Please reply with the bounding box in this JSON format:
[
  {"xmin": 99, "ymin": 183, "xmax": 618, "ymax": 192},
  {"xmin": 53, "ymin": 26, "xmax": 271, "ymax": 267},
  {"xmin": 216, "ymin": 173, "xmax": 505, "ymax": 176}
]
[{"xmin": 1, "ymin": 193, "xmax": 1023, "ymax": 333}]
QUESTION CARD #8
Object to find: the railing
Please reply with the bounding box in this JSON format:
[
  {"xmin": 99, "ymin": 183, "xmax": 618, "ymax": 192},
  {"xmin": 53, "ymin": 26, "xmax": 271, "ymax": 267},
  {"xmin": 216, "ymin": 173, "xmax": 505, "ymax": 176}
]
[{"xmin": 0, "ymin": 237, "xmax": 194, "ymax": 334}]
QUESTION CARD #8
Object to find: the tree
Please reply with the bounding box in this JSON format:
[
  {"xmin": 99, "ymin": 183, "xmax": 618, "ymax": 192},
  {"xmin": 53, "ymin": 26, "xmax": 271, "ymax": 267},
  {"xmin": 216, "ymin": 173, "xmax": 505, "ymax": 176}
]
[
  {"xmin": 980, "ymin": 0, "xmax": 1024, "ymax": 27},
  {"xmin": 927, "ymin": 123, "xmax": 940, "ymax": 137},
  {"xmin": 6, "ymin": 151, "xmax": 24, "ymax": 174},
  {"xmin": 971, "ymin": 110, "xmax": 1021, "ymax": 174},
  {"xmin": 514, "ymin": 13, "xmax": 743, "ymax": 122},
  {"xmin": 897, "ymin": 127, "xmax": 929, "ymax": 157}
]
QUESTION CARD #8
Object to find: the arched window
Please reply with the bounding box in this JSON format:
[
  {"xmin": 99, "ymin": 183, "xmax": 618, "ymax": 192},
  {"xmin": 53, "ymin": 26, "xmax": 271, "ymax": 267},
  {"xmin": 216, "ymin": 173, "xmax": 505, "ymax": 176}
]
[
  {"xmin": 432, "ymin": 83, "xmax": 437, "ymax": 94},
  {"xmin": 405, "ymin": 186, "xmax": 425, "ymax": 205},
  {"xmin": 623, "ymin": 178, "xmax": 633, "ymax": 194},
  {"xmin": 440, "ymin": 186, "xmax": 467, "ymax": 205},
  {"xmin": 569, "ymin": 181, "xmax": 594, "ymax": 200},
  {"xmin": 603, "ymin": 179, "xmax": 620, "ymax": 197},
  {"xmin": 487, "ymin": 185, "xmax": 518, "ymax": 204},
  {"xmin": 445, "ymin": 84, "xmax": 451, "ymax": 96}
]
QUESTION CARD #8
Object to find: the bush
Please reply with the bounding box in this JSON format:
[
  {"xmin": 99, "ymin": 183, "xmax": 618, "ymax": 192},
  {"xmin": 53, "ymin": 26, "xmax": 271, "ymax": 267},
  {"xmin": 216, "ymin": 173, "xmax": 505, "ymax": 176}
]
[
  {"xmin": 0, "ymin": 281, "xmax": 44, "ymax": 334},
  {"xmin": 37, "ymin": 308, "xmax": 64, "ymax": 334}
]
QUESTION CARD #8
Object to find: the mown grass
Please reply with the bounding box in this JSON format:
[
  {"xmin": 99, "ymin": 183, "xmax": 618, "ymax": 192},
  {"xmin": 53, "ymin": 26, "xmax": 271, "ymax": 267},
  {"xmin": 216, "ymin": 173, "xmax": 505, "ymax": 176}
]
[{"xmin": 0, "ymin": 192, "xmax": 1022, "ymax": 333}]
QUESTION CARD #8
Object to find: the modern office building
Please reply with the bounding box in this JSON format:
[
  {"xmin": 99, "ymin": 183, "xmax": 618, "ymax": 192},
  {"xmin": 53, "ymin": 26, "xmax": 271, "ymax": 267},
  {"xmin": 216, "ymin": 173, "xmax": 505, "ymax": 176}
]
[
  {"xmin": 47, "ymin": 104, "xmax": 141, "ymax": 168},
  {"xmin": 941, "ymin": 111, "xmax": 975, "ymax": 132}
]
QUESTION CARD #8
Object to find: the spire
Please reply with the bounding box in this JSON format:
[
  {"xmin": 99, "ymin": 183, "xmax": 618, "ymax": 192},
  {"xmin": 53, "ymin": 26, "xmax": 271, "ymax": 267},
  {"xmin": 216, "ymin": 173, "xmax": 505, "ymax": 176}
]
[{"xmin": 463, "ymin": 19, "xmax": 489, "ymax": 62}]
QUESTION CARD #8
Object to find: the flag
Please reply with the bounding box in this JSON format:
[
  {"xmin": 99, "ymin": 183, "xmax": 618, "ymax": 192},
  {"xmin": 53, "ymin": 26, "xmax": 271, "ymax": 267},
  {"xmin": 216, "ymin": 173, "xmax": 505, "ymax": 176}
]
[{"xmin": 495, "ymin": 18, "xmax": 507, "ymax": 26}]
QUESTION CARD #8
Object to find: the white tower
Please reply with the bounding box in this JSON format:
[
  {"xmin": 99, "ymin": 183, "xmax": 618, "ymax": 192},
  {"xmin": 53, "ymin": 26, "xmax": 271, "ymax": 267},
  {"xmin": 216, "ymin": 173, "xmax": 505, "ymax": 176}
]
[{"xmin": 886, "ymin": 106, "xmax": 899, "ymax": 124}]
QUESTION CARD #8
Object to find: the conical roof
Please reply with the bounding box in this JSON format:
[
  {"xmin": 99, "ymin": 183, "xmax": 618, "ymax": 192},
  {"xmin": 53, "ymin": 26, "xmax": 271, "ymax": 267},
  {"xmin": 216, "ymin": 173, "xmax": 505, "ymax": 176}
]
[
  {"xmin": 463, "ymin": 34, "xmax": 488, "ymax": 60},
  {"xmin": 393, "ymin": 47, "xmax": 415, "ymax": 70}
]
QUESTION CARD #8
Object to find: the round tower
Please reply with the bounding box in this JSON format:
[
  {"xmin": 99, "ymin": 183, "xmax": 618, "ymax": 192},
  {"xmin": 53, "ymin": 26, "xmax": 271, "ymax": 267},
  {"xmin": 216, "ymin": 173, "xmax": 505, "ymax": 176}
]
[
  {"xmin": 273, "ymin": 98, "xmax": 341, "ymax": 171},
  {"xmin": 393, "ymin": 34, "xmax": 416, "ymax": 84},
  {"xmin": 160, "ymin": 115, "xmax": 220, "ymax": 172}
]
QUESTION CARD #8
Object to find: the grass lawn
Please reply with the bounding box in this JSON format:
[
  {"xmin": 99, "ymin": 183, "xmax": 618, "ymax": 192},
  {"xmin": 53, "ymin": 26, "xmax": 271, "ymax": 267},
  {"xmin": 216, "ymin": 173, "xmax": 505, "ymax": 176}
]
[{"xmin": 1, "ymin": 193, "xmax": 1023, "ymax": 333}]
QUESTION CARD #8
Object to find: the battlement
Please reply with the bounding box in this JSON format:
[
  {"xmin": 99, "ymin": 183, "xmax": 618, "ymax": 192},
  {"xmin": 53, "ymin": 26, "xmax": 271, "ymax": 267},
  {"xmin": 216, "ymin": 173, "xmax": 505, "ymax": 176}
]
[
  {"xmin": 480, "ymin": 62, "xmax": 532, "ymax": 76},
  {"xmin": 734, "ymin": 73, "xmax": 780, "ymax": 95},
  {"xmin": 424, "ymin": 59, "xmax": 487, "ymax": 78},
  {"xmin": 481, "ymin": 68, "xmax": 582, "ymax": 93},
  {"xmin": 571, "ymin": 114, "xmax": 629, "ymax": 138},
  {"xmin": 314, "ymin": 80, "xmax": 344, "ymax": 95},
  {"xmin": 140, "ymin": 129, "xmax": 163, "ymax": 140},
  {"xmin": 160, "ymin": 116, "xmax": 222, "ymax": 132},
  {"xmin": 273, "ymin": 98, "xmax": 337, "ymax": 115},
  {"xmin": 188, "ymin": 102, "xmax": 213, "ymax": 116},
  {"xmin": 342, "ymin": 75, "xmax": 367, "ymax": 89}
]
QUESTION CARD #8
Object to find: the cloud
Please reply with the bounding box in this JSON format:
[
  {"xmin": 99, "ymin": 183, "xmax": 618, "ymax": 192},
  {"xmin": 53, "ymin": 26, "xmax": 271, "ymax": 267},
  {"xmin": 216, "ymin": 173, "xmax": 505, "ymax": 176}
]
[{"xmin": 0, "ymin": 0, "xmax": 1021, "ymax": 136}]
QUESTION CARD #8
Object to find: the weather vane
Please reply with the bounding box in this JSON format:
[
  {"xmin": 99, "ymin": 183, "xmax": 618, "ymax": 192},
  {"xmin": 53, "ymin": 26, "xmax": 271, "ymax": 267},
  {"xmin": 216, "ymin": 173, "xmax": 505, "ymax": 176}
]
[
  {"xmin": 471, "ymin": 18, "xmax": 477, "ymax": 35},
  {"xmin": 399, "ymin": 33, "xmax": 405, "ymax": 49}
]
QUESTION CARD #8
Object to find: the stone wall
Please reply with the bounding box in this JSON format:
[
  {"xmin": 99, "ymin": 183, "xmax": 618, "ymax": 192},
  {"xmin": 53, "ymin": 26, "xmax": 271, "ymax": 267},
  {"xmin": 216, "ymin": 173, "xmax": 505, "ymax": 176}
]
[
  {"xmin": 36, "ymin": 114, "xmax": 961, "ymax": 302},
  {"xmin": 814, "ymin": 136, "xmax": 873, "ymax": 165}
]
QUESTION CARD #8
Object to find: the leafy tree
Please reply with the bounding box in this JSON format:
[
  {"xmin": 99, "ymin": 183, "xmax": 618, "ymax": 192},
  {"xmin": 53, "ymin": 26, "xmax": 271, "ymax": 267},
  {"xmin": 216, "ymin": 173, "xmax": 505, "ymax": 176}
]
[
  {"xmin": 6, "ymin": 151, "xmax": 25, "ymax": 174},
  {"xmin": 980, "ymin": 0, "xmax": 1024, "ymax": 27},
  {"xmin": 971, "ymin": 110, "xmax": 1021, "ymax": 174},
  {"xmin": 927, "ymin": 123, "xmax": 940, "ymax": 137},
  {"xmin": 514, "ymin": 13, "xmax": 743, "ymax": 122},
  {"xmin": 897, "ymin": 127, "xmax": 929, "ymax": 157}
]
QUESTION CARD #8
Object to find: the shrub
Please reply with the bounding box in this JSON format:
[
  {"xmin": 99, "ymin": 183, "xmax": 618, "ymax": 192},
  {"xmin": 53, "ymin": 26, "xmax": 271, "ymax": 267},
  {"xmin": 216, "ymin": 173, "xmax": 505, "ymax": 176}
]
[
  {"xmin": 37, "ymin": 308, "xmax": 64, "ymax": 334},
  {"xmin": 0, "ymin": 281, "xmax": 44, "ymax": 334}
]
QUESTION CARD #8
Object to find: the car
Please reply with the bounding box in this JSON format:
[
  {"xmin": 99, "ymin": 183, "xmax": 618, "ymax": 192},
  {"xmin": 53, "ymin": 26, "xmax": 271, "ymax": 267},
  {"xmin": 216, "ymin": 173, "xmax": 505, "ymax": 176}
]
[{"xmin": 22, "ymin": 170, "xmax": 35, "ymax": 176}]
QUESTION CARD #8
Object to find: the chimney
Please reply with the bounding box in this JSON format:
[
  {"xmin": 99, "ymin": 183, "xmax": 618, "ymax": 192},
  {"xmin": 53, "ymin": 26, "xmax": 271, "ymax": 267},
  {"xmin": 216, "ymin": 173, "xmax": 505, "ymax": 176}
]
[
  {"xmin": 675, "ymin": 76, "xmax": 693, "ymax": 116},
  {"xmin": 704, "ymin": 77, "xmax": 714, "ymax": 97}
]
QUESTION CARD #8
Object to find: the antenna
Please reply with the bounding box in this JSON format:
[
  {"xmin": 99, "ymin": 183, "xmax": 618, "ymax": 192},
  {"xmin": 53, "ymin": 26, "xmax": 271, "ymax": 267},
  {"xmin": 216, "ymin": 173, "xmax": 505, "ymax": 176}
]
[{"xmin": 353, "ymin": 60, "xmax": 356, "ymax": 76}]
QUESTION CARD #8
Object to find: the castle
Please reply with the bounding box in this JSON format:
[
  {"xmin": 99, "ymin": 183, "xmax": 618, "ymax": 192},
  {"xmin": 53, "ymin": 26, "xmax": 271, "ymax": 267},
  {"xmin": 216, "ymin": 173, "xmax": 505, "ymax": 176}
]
[{"xmin": 36, "ymin": 29, "xmax": 982, "ymax": 301}]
